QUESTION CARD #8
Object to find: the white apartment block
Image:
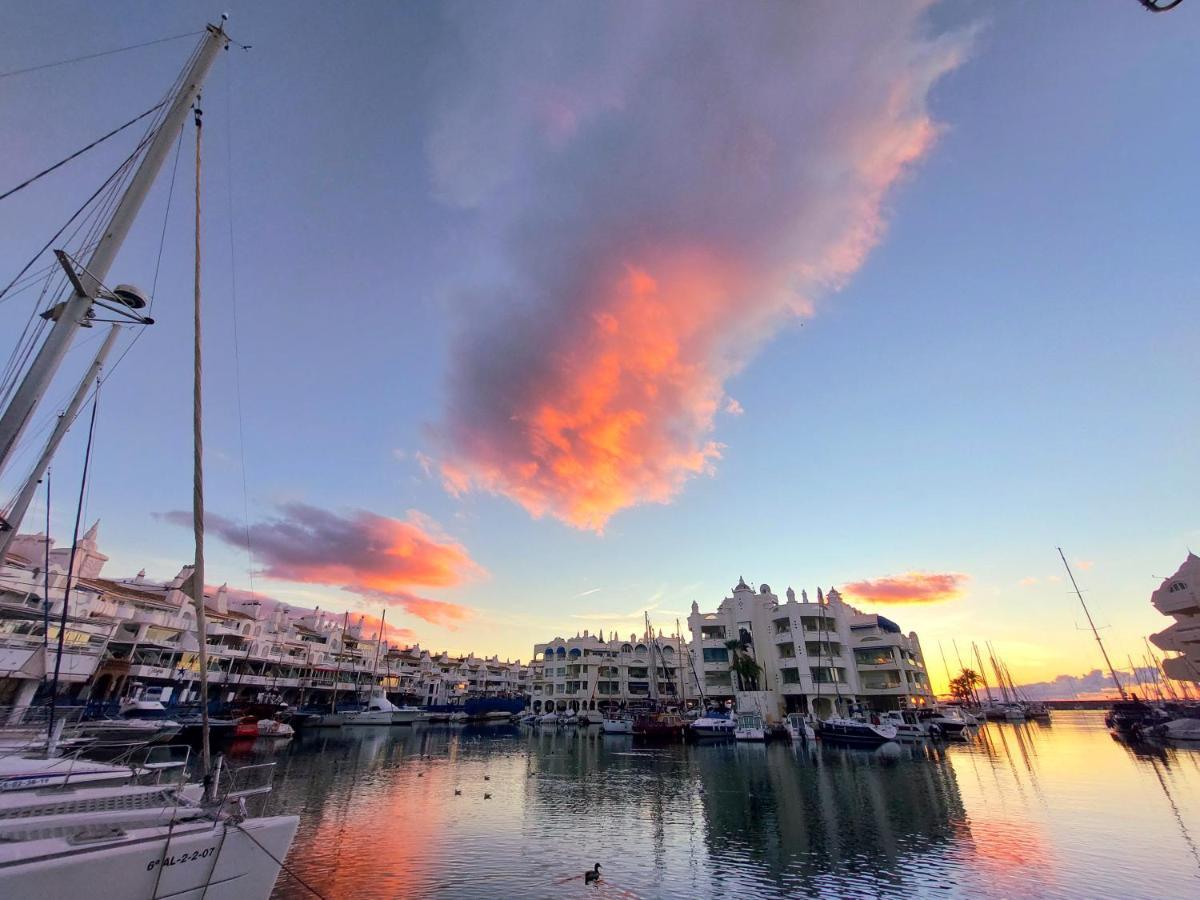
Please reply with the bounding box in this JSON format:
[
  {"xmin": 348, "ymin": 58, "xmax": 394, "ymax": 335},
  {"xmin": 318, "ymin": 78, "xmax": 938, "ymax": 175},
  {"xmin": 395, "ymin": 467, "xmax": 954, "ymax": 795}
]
[
  {"xmin": 687, "ymin": 577, "xmax": 933, "ymax": 721},
  {"xmin": 529, "ymin": 630, "xmax": 690, "ymax": 714}
]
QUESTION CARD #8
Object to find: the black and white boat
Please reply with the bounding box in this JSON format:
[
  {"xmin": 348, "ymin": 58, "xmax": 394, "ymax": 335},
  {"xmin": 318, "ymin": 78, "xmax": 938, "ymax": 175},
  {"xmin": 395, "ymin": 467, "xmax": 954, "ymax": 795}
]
[{"xmin": 817, "ymin": 717, "xmax": 898, "ymax": 746}]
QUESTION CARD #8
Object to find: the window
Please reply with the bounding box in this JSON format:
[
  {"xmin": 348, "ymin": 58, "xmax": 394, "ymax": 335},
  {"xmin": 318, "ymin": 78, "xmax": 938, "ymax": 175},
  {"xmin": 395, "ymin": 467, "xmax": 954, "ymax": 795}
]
[
  {"xmin": 773, "ymin": 618, "xmax": 791, "ymax": 635},
  {"xmin": 777, "ymin": 643, "xmax": 795, "ymax": 659},
  {"xmin": 781, "ymin": 667, "xmax": 801, "ymax": 684},
  {"xmin": 702, "ymin": 648, "xmax": 729, "ymax": 663},
  {"xmin": 1169, "ymin": 581, "xmax": 1187, "ymax": 593},
  {"xmin": 700, "ymin": 626, "xmax": 726, "ymax": 641}
]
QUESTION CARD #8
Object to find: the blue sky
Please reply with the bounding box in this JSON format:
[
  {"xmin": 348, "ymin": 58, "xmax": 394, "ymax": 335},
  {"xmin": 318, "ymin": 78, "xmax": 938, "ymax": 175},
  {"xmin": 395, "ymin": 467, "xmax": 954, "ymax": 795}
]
[{"xmin": 1, "ymin": 2, "xmax": 1196, "ymax": 690}]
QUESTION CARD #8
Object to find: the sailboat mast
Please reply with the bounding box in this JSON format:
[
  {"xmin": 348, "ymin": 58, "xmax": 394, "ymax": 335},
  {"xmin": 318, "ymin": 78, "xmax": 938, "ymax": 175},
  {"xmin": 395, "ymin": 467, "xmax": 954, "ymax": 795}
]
[
  {"xmin": 972, "ymin": 642, "xmax": 992, "ymax": 704},
  {"xmin": 1057, "ymin": 548, "xmax": 1127, "ymax": 700},
  {"xmin": 0, "ymin": 24, "xmax": 228, "ymax": 480},
  {"xmin": 372, "ymin": 609, "xmax": 386, "ymax": 680},
  {"xmin": 331, "ymin": 610, "xmax": 349, "ymax": 713},
  {"xmin": 0, "ymin": 325, "xmax": 121, "ymax": 563},
  {"xmin": 190, "ymin": 98, "xmax": 213, "ymax": 783}
]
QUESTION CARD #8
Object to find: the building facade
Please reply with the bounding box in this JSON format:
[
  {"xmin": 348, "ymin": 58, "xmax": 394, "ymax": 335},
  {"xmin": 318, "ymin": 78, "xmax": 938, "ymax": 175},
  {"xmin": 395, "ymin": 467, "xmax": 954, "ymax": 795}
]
[
  {"xmin": 529, "ymin": 629, "xmax": 690, "ymax": 714},
  {"xmin": 1149, "ymin": 552, "xmax": 1200, "ymax": 686},
  {"xmin": 687, "ymin": 577, "xmax": 933, "ymax": 722},
  {"xmin": 0, "ymin": 524, "xmax": 531, "ymax": 712}
]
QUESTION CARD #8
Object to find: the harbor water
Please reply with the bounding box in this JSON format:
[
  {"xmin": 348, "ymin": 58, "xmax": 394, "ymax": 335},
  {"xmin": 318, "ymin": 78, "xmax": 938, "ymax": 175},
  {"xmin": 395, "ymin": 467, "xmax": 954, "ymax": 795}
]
[{"xmin": 237, "ymin": 711, "xmax": 1199, "ymax": 898}]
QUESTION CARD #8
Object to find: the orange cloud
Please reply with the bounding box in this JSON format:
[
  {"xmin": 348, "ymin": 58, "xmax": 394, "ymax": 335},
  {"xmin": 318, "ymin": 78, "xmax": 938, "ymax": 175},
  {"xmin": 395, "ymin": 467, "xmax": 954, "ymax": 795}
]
[
  {"xmin": 842, "ymin": 572, "xmax": 969, "ymax": 605},
  {"xmin": 432, "ymin": 5, "xmax": 971, "ymax": 530},
  {"xmin": 158, "ymin": 504, "xmax": 480, "ymax": 626}
]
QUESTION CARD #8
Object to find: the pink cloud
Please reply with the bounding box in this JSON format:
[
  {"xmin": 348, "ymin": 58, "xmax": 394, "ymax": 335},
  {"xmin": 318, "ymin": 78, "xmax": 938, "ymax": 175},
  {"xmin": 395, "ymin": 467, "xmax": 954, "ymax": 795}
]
[
  {"xmin": 842, "ymin": 572, "xmax": 970, "ymax": 605},
  {"xmin": 429, "ymin": 3, "xmax": 972, "ymax": 530},
  {"xmin": 158, "ymin": 504, "xmax": 480, "ymax": 627}
]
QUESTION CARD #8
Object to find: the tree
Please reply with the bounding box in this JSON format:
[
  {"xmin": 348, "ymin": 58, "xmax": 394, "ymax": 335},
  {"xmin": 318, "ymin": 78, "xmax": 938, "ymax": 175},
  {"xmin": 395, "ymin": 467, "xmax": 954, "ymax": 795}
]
[
  {"xmin": 725, "ymin": 637, "xmax": 762, "ymax": 692},
  {"xmin": 949, "ymin": 667, "xmax": 981, "ymax": 704}
]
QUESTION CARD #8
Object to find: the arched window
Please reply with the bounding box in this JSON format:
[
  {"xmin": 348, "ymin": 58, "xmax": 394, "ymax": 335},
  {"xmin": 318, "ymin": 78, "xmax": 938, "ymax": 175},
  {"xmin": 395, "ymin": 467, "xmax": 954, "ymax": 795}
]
[
  {"xmin": 634, "ymin": 643, "xmax": 647, "ymax": 656},
  {"xmin": 568, "ymin": 648, "xmax": 581, "ymax": 659},
  {"xmin": 621, "ymin": 643, "xmax": 633, "ymax": 654},
  {"xmin": 544, "ymin": 649, "xmax": 554, "ymax": 660},
  {"xmin": 555, "ymin": 647, "xmax": 566, "ymax": 658}
]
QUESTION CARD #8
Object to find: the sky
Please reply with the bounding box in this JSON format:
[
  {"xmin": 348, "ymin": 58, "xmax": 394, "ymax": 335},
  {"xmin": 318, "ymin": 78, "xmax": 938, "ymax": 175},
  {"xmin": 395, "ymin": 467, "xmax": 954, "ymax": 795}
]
[{"xmin": 1, "ymin": 1, "xmax": 1197, "ymax": 696}]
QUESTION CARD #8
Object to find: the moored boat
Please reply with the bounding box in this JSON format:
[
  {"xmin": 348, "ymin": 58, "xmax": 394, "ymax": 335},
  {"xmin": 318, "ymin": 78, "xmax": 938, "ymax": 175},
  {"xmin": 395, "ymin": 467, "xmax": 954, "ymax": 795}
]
[
  {"xmin": 784, "ymin": 713, "xmax": 815, "ymax": 743},
  {"xmin": 818, "ymin": 717, "xmax": 898, "ymax": 747},
  {"xmin": 689, "ymin": 713, "xmax": 735, "ymax": 740},
  {"xmin": 734, "ymin": 712, "xmax": 766, "ymax": 742},
  {"xmin": 632, "ymin": 711, "xmax": 686, "ymax": 741}
]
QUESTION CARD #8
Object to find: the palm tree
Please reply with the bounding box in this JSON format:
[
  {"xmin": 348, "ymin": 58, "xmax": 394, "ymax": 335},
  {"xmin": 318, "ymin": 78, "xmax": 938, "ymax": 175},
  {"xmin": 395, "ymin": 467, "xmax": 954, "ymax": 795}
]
[
  {"xmin": 949, "ymin": 667, "xmax": 981, "ymax": 704},
  {"xmin": 725, "ymin": 638, "xmax": 762, "ymax": 692}
]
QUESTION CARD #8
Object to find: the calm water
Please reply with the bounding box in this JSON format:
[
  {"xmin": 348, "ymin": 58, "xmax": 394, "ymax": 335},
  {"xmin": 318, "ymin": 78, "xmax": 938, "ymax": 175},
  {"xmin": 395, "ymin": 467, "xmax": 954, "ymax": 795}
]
[{"xmin": 233, "ymin": 712, "xmax": 1200, "ymax": 898}]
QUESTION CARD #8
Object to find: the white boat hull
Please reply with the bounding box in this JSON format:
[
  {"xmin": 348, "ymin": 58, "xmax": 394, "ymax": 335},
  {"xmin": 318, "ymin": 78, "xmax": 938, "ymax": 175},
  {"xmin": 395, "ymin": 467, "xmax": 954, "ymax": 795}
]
[
  {"xmin": 390, "ymin": 708, "xmax": 421, "ymax": 725},
  {"xmin": 343, "ymin": 710, "xmax": 392, "ymax": 726},
  {"xmin": 0, "ymin": 814, "xmax": 299, "ymax": 899},
  {"xmin": 734, "ymin": 728, "xmax": 766, "ymax": 742},
  {"xmin": 601, "ymin": 719, "xmax": 632, "ymax": 734}
]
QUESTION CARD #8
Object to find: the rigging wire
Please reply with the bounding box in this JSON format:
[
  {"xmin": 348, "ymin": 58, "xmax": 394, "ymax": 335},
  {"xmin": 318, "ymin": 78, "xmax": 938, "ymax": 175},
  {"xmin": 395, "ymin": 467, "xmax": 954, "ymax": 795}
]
[
  {"xmin": 46, "ymin": 383, "xmax": 101, "ymax": 742},
  {"xmin": 225, "ymin": 51, "xmax": 258, "ymax": 596},
  {"xmin": 0, "ymin": 30, "xmax": 202, "ymax": 80},
  {"xmin": 0, "ymin": 102, "xmax": 165, "ymax": 202}
]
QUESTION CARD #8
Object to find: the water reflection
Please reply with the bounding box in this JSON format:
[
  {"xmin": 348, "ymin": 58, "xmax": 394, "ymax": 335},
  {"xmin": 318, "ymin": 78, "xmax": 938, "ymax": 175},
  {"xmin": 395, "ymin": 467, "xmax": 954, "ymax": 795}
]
[{"xmin": 240, "ymin": 712, "xmax": 1200, "ymax": 898}]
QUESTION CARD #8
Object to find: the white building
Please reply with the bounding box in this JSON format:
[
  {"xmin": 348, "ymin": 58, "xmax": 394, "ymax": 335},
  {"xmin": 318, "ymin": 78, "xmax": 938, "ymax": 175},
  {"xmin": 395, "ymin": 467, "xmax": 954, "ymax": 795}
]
[
  {"xmin": 1149, "ymin": 553, "xmax": 1200, "ymax": 686},
  {"xmin": 529, "ymin": 629, "xmax": 690, "ymax": 715},
  {"xmin": 687, "ymin": 577, "xmax": 932, "ymax": 723},
  {"xmin": 0, "ymin": 524, "xmax": 530, "ymax": 711}
]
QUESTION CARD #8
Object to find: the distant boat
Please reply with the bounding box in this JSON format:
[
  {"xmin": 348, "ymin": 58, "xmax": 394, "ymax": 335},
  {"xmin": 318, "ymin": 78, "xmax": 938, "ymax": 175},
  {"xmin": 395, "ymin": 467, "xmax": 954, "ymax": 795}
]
[
  {"xmin": 784, "ymin": 713, "xmax": 815, "ymax": 743},
  {"xmin": 818, "ymin": 717, "xmax": 898, "ymax": 747},
  {"xmin": 733, "ymin": 712, "xmax": 766, "ymax": 742},
  {"xmin": 689, "ymin": 712, "xmax": 735, "ymax": 740}
]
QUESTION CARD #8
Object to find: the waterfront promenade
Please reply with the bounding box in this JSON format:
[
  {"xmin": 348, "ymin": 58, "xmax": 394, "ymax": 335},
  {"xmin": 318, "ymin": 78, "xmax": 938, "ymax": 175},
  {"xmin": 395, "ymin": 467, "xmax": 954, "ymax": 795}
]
[{"xmin": 240, "ymin": 712, "xmax": 1200, "ymax": 899}]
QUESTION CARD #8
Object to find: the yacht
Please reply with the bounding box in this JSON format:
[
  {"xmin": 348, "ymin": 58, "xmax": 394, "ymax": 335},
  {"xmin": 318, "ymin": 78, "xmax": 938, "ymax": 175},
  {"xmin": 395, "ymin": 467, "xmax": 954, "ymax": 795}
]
[
  {"xmin": 689, "ymin": 712, "xmax": 735, "ymax": 740},
  {"xmin": 817, "ymin": 717, "xmax": 898, "ymax": 747},
  {"xmin": 880, "ymin": 710, "xmax": 931, "ymax": 742},
  {"xmin": 733, "ymin": 712, "xmax": 766, "ymax": 742},
  {"xmin": 784, "ymin": 713, "xmax": 815, "ymax": 743},
  {"xmin": 925, "ymin": 707, "xmax": 976, "ymax": 739},
  {"xmin": 601, "ymin": 715, "xmax": 633, "ymax": 734}
]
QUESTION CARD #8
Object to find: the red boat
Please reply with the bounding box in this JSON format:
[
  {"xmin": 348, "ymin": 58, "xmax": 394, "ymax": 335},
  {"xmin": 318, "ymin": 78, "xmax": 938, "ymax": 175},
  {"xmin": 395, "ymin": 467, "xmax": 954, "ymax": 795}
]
[
  {"xmin": 234, "ymin": 715, "xmax": 260, "ymax": 739},
  {"xmin": 632, "ymin": 712, "xmax": 686, "ymax": 741}
]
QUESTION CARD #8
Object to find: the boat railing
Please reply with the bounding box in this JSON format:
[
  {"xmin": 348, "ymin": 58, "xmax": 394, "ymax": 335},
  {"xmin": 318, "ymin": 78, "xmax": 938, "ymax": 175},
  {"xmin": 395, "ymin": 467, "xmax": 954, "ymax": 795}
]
[
  {"xmin": 113, "ymin": 741, "xmax": 194, "ymax": 786},
  {"xmin": 0, "ymin": 703, "xmax": 87, "ymax": 729},
  {"xmin": 214, "ymin": 760, "xmax": 278, "ymax": 810}
]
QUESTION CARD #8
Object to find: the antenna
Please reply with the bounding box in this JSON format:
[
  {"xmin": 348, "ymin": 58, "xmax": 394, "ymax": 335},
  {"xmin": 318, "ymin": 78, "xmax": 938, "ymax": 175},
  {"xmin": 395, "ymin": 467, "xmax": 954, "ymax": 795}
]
[{"xmin": 1058, "ymin": 548, "xmax": 1127, "ymax": 700}]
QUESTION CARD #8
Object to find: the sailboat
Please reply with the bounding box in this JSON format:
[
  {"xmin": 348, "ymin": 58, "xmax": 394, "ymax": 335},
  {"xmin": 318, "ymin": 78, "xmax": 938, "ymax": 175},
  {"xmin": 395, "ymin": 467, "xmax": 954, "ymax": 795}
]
[{"xmin": 0, "ymin": 20, "xmax": 298, "ymax": 896}]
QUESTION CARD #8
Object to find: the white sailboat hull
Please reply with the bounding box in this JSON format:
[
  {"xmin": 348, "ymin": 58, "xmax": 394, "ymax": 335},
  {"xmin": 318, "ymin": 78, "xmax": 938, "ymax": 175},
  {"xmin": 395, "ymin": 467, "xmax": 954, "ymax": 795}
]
[
  {"xmin": 0, "ymin": 813, "xmax": 299, "ymax": 899},
  {"xmin": 343, "ymin": 710, "xmax": 392, "ymax": 726}
]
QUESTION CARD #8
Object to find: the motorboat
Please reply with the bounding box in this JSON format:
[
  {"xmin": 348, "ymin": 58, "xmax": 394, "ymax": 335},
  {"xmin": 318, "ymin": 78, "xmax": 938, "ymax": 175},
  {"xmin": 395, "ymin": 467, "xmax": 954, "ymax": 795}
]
[
  {"xmin": 559, "ymin": 710, "xmax": 579, "ymax": 726},
  {"xmin": 734, "ymin": 712, "xmax": 766, "ymax": 742},
  {"xmin": 344, "ymin": 688, "xmax": 403, "ymax": 726},
  {"xmin": 880, "ymin": 710, "xmax": 930, "ymax": 742},
  {"xmin": 925, "ymin": 707, "xmax": 976, "ymax": 740},
  {"xmin": 1147, "ymin": 717, "xmax": 1200, "ymax": 742},
  {"xmin": 256, "ymin": 717, "xmax": 295, "ymax": 739},
  {"xmin": 391, "ymin": 705, "xmax": 423, "ymax": 725},
  {"xmin": 818, "ymin": 717, "xmax": 898, "ymax": 747},
  {"xmin": 601, "ymin": 716, "xmax": 633, "ymax": 735},
  {"xmin": 577, "ymin": 710, "xmax": 604, "ymax": 726},
  {"xmin": 784, "ymin": 713, "xmax": 815, "ymax": 743},
  {"xmin": 632, "ymin": 712, "xmax": 686, "ymax": 741},
  {"xmin": 538, "ymin": 711, "xmax": 559, "ymax": 725},
  {"xmin": 1105, "ymin": 699, "xmax": 1165, "ymax": 735},
  {"xmin": 1023, "ymin": 701, "xmax": 1052, "ymax": 723},
  {"xmin": 689, "ymin": 713, "xmax": 735, "ymax": 740}
]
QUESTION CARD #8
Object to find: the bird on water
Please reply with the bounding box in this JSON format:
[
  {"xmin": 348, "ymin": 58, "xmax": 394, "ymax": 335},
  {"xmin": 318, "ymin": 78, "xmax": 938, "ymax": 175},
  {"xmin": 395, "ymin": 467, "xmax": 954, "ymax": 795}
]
[{"xmin": 585, "ymin": 864, "xmax": 601, "ymax": 884}]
